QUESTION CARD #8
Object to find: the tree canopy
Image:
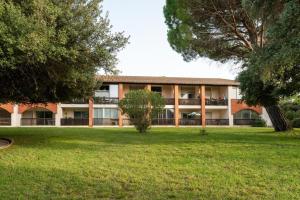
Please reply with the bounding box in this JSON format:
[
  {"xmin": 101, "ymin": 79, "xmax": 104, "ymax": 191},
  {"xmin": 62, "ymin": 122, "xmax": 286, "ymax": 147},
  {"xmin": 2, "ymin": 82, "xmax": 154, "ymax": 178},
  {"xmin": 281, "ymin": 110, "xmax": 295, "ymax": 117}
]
[
  {"xmin": 0, "ymin": 0, "xmax": 128, "ymax": 103},
  {"xmin": 164, "ymin": 0, "xmax": 299, "ymax": 131}
]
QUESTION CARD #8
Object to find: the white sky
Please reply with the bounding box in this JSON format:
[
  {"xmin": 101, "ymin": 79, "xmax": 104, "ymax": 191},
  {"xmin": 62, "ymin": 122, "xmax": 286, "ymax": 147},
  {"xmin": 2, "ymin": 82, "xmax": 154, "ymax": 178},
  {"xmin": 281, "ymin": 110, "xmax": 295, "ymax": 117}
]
[{"xmin": 102, "ymin": 0, "xmax": 238, "ymax": 80}]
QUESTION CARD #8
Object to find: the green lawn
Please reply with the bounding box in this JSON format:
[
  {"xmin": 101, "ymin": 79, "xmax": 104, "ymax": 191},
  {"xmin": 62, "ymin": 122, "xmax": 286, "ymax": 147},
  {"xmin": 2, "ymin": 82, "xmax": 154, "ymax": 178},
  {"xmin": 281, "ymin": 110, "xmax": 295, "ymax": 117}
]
[{"xmin": 0, "ymin": 127, "xmax": 300, "ymax": 199}]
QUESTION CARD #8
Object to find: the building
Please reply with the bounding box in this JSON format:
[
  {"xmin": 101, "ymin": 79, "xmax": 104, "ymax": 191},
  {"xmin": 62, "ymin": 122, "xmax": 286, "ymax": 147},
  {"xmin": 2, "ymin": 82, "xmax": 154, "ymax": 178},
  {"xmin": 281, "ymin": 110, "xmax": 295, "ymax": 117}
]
[{"xmin": 0, "ymin": 75, "xmax": 272, "ymax": 127}]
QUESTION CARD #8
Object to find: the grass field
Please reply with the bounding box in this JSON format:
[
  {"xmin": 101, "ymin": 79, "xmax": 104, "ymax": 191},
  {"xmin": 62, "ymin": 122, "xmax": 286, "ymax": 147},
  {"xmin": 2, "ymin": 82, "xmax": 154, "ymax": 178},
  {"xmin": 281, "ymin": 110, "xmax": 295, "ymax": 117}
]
[{"xmin": 0, "ymin": 127, "xmax": 299, "ymax": 199}]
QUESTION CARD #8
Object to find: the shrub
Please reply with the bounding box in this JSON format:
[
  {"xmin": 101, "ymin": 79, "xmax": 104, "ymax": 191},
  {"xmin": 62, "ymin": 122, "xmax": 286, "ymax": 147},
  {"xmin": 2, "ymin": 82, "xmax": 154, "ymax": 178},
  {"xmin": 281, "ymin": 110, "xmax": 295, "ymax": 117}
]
[
  {"xmin": 119, "ymin": 90, "xmax": 165, "ymax": 133},
  {"xmin": 251, "ymin": 117, "xmax": 267, "ymax": 127},
  {"xmin": 292, "ymin": 118, "xmax": 300, "ymax": 128}
]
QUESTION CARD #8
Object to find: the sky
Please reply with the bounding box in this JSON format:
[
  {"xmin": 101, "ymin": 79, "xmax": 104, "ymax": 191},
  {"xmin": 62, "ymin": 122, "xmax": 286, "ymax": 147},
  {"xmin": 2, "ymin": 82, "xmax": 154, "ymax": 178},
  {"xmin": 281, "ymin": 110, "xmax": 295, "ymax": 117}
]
[{"xmin": 102, "ymin": 0, "xmax": 238, "ymax": 80}]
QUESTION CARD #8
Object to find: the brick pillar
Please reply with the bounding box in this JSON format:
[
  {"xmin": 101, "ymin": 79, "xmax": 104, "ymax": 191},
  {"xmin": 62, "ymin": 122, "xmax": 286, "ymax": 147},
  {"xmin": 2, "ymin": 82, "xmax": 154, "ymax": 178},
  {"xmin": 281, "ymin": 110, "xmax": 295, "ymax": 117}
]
[
  {"xmin": 174, "ymin": 85, "xmax": 179, "ymax": 127},
  {"xmin": 201, "ymin": 85, "xmax": 206, "ymax": 128},
  {"xmin": 227, "ymin": 86, "xmax": 234, "ymax": 126},
  {"xmin": 118, "ymin": 83, "xmax": 124, "ymax": 127},
  {"xmin": 88, "ymin": 97, "xmax": 94, "ymax": 127}
]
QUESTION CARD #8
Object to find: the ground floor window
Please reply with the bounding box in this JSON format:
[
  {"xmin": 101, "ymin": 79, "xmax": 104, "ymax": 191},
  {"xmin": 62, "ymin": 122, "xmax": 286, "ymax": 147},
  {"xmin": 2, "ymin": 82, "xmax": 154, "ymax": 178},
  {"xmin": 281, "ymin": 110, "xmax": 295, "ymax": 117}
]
[
  {"xmin": 94, "ymin": 108, "xmax": 118, "ymax": 119},
  {"xmin": 36, "ymin": 111, "xmax": 53, "ymax": 119},
  {"xmin": 74, "ymin": 111, "xmax": 88, "ymax": 119},
  {"xmin": 156, "ymin": 109, "xmax": 174, "ymax": 119},
  {"xmin": 0, "ymin": 109, "xmax": 10, "ymax": 118},
  {"xmin": 234, "ymin": 110, "xmax": 259, "ymax": 119},
  {"xmin": 181, "ymin": 112, "xmax": 200, "ymax": 119}
]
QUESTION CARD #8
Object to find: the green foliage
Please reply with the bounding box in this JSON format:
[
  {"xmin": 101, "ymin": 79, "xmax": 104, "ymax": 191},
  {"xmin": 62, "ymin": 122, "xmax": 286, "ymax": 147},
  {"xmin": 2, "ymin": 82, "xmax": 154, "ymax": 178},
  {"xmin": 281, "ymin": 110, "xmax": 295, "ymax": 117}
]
[
  {"xmin": 119, "ymin": 90, "xmax": 165, "ymax": 133},
  {"xmin": 164, "ymin": 0, "xmax": 298, "ymax": 131},
  {"xmin": 251, "ymin": 117, "xmax": 267, "ymax": 127},
  {"xmin": 239, "ymin": 0, "xmax": 300, "ymax": 106},
  {"xmin": 280, "ymin": 96, "xmax": 300, "ymax": 127},
  {"xmin": 0, "ymin": 0, "xmax": 128, "ymax": 103},
  {"xmin": 292, "ymin": 118, "xmax": 300, "ymax": 128}
]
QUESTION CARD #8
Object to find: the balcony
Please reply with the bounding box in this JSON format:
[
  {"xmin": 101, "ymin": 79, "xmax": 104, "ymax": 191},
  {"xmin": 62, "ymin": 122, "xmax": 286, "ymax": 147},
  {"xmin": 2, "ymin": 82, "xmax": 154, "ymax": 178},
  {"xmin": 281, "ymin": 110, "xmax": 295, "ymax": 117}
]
[
  {"xmin": 61, "ymin": 118, "xmax": 89, "ymax": 126},
  {"xmin": 164, "ymin": 98, "xmax": 175, "ymax": 105},
  {"xmin": 93, "ymin": 97, "xmax": 119, "ymax": 104},
  {"xmin": 94, "ymin": 118, "xmax": 118, "ymax": 126},
  {"xmin": 152, "ymin": 118, "xmax": 175, "ymax": 125},
  {"xmin": 206, "ymin": 119, "xmax": 229, "ymax": 125},
  {"xmin": 205, "ymin": 98, "xmax": 228, "ymax": 106},
  {"xmin": 234, "ymin": 119, "xmax": 255, "ymax": 125},
  {"xmin": 21, "ymin": 118, "xmax": 55, "ymax": 126},
  {"xmin": 179, "ymin": 98, "xmax": 201, "ymax": 105},
  {"xmin": 62, "ymin": 98, "xmax": 89, "ymax": 104},
  {"xmin": 179, "ymin": 119, "xmax": 202, "ymax": 126},
  {"xmin": 0, "ymin": 118, "xmax": 11, "ymax": 126}
]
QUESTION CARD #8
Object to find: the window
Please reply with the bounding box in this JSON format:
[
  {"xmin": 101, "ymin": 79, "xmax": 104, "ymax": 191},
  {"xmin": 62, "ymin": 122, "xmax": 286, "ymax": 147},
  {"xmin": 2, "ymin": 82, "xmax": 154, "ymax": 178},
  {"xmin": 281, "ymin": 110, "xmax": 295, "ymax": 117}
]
[
  {"xmin": 0, "ymin": 109, "xmax": 10, "ymax": 118},
  {"xmin": 95, "ymin": 85, "xmax": 110, "ymax": 97},
  {"xmin": 206, "ymin": 112, "xmax": 212, "ymax": 119},
  {"xmin": 151, "ymin": 86, "xmax": 162, "ymax": 95},
  {"xmin": 180, "ymin": 86, "xmax": 195, "ymax": 99},
  {"xmin": 205, "ymin": 87, "xmax": 212, "ymax": 99},
  {"xmin": 100, "ymin": 85, "xmax": 109, "ymax": 91},
  {"xmin": 156, "ymin": 109, "xmax": 174, "ymax": 119},
  {"xmin": 94, "ymin": 108, "xmax": 118, "ymax": 119},
  {"xmin": 36, "ymin": 111, "xmax": 53, "ymax": 119},
  {"xmin": 74, "ymin": 111, "xmax": 88, "ymax": 119},
  {"xmin": 181, "ymin": 112, "xmax": 200, "ymax": 119},
  {"xmin": 234, "ymin": 110, "xmax": 259, "ymax": 119}
]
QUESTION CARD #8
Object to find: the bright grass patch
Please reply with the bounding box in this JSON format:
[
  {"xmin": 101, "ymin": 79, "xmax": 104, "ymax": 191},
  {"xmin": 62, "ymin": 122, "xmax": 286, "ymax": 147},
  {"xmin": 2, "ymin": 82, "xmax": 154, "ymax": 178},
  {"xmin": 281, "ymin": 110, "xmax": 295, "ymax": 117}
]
[{"xmin": 0, "ymin": 127, "xmax": 299, "ymax": 199}]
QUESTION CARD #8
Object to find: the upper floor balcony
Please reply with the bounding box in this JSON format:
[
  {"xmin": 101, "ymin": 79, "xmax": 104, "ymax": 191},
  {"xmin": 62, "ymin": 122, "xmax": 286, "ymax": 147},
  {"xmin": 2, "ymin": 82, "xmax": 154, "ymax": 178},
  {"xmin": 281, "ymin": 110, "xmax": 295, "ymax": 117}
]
[
  {"xmin": 205, "ymin": 98, "xmax": 228, "ymax": 106},
  {"xmin": 93, "ymin": 97, "xmax": 119, "ymax": 104},
  {"xmin": 179, "ymin": 98, "xmax": 201, "ymax": 105},
  {"xmin": 62, "ymin": 98, "xmax": 89, "ymax": 104}
]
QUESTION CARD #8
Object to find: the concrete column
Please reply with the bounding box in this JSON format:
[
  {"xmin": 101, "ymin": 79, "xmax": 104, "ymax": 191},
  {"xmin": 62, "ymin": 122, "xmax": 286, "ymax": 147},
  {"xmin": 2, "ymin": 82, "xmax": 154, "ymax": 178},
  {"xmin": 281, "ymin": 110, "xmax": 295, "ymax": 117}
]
[
  {"xmin": 146, "ymin": 84, "xmax": 151, "ymax": 91},
  {"xmin": 201, "ymin": 85, "xmax": 206, "ymax": 128},
  {"xmin": 174, "ymin": 85, "xmax": 179, "ymax": 127},
  {"xmin": 88, "ymin": 97, "xmax": 94, "ymax": 127},
  {"xmin": 55, "ymin": 103, "xmax": 63, "ymax": 127},
  {"xmin": 227, "ymin": 86, "xmax": 234, "ymax": 126},
  {"xmin": 11, "ymin": 104, "xmax": 21, "ymax": 127},
  {"xmin": 118, "ymin": 83, "xmax": 124, "ymax": 127}
]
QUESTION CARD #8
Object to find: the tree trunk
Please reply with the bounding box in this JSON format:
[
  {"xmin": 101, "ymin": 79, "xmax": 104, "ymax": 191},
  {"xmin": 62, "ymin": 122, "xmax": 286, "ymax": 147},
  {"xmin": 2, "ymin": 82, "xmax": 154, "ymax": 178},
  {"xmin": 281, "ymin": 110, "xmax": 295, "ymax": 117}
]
[{"xmin": 265, "ymin": 105, "xmax": 291, "ymax": 132}]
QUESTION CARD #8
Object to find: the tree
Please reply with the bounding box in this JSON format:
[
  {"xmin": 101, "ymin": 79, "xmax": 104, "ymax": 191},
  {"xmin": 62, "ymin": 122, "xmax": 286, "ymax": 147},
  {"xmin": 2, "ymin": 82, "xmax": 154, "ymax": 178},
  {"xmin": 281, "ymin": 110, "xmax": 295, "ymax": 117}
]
[
  {"xmin": 119, "ymin": 90, "xmax": 165, "ymax": 133},
  {"xmin": 164, "ymin": 0, "xmax": 299, "ymax": 131},
  {"xmin": 0, "ymin": 0, "xmax": 128, "ymax": 104}
]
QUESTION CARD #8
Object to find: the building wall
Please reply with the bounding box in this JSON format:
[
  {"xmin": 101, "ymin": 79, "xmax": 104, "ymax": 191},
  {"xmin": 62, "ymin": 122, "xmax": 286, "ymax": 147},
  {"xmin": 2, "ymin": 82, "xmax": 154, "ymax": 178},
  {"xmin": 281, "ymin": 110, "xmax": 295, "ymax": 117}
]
[{"xmin": 0, "ymin": 83, "xmax": 273, "ymax": 127}]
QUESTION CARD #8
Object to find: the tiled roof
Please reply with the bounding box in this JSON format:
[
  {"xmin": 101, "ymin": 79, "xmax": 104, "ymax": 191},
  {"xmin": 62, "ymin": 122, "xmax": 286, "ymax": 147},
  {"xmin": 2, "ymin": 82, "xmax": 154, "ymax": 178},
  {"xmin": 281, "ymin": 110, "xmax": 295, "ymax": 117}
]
[{"xmin": 97, "ymin": 75, "xmax": 239, "ymax": 86}]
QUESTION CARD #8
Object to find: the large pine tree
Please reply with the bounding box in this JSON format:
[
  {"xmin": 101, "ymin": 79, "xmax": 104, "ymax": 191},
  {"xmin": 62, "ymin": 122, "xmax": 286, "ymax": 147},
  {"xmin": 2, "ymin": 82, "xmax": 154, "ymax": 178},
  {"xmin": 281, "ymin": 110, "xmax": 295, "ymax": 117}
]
[{"xmin": 164, "ymin": 0, "xmax": 299, "ymax": 131}]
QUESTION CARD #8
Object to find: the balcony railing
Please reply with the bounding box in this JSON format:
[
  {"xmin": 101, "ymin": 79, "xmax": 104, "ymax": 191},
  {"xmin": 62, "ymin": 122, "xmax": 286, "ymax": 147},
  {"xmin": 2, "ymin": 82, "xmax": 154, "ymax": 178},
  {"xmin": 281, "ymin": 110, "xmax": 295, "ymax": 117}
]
[
  {"xmin": 0, "ymin": 118, "xmax": 11, "ymax": 126},
  {"xmin": 206, "ymin": 119, "xmax": 229, "ymax": 125},
  {"xmin": 179, "ymin": 98, "xmax": 201, "ymax": 105},
  {"xmin": 164, "ymin": 98, "xmax": 175, "ymax": 105},
  {"xmin": 205, "ymin": 98, "xmax": 228, "ymax": 106},
  {"xmin": 94, "ymin": 118, "xmax": 118, "ymax": 126},
  {"xmin": 179, "ymin": 118, "xmax": 202, "ymax": 126},
  {"xmin": 93, "ymin": 97, "xmax": 119, "ymax": 104},
  {"xmin": 152, "ymin": 118, "xmax": 175, "ymax": 125},
  {"xmin": 21, "ymin": 118, "xmax": 55, "ymax": 126},
  {"xmin": 61, "ymin": 118, "xmax": 89, "ymax": 126},
  {"xmin": 62, "ymin": 98, "xmax": 89, "ymax": 104},
  {"xmin": 234, "ymin": 119, "xmax": 256, "ymax": 125}
]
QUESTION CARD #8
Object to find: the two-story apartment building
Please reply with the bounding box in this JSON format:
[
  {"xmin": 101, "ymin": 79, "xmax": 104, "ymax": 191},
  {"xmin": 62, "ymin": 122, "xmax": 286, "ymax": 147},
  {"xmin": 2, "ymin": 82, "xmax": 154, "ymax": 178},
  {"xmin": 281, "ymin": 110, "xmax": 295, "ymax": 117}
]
[{"xmin": 0, "ymin": 75, "xmax": 272, "ymax": 127}]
